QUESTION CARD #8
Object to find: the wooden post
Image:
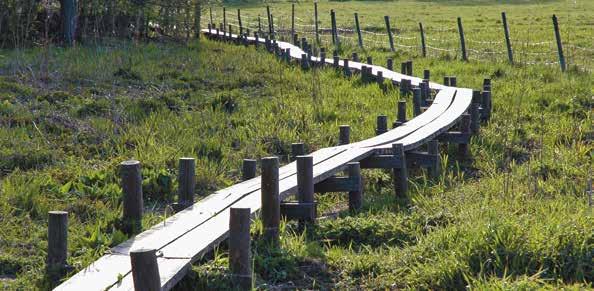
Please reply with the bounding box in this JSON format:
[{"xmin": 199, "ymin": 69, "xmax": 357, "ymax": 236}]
[
  {"xmin": 419, "ymin": 22, "xmax": 427, "ymax": 57},
  {"xmin": 361, "ymin": 65, "xmax": 369, "ymax": 83},
  {"xmin": 395, "ymin": 100, "xmax": 407, "ymax": 127},
  {"xmin": 237, "ymin": 9, "xmax": 243, "ymax": 35},
  {"xmin": 331, "ymin": 10, "xmax": 338, "ymax": 46},
  {"xmin": 261, "ymin": 157, "xmax": 280, "ymax": 245},
  {"xmin": 242, "ymin": 159, "xmax": 257, "ymax": 181},
  {"xmin": 444, "ymin": 76, "xmax": 450, "ymax": 86},
  {"xmin": 501, "ymin": 12, "xmax": 513, "ymax": 64},
  {"xmin": 392, "ymin": 143, "xmax": 408, "ymax": 198},
  {"xmin": 355, "ymin": 13, "xmax": 363, "ymax": 49},
  {"xmin": 339, "ymin": 125, "xmax": 350, "ymax": 145},
  {"xmin": 552, "ymin": 14, "xmax": 566, "ymax": 72},
  {"xmin": 387, "ymin": 58, "xmax": 394, "ymax": 71},
  {"xmin": 291, "ymin": 143, "xmax": 306, "ymax": 161},
  {"xmin": 333, "ymin": 55, "xmax": 340, "ymax": 68},
  {"xmin": 413, "ymin": 88, "xmax": 422, "ymax": 116},
  {"xmin": 291, "ymin": 3, "xmax": 295, "ymax": 43},
  {"xmin": 314, "ymin": 2, "xmax": 320, "ymax": 44},
  {"xmin": 178, "ymin": 157, "xmax": 196, "ymax": 207},
  {"xmin": 481, "ymin": 90, "xmax": 492, "ymax": 121},
  {"xmin": 427, "ymin": 140, "xmax": 440, "ymax": 179},
  {"xmin": 223, "ymin": 7, "xmax": 227, "ymax": 36},
  {"xmin": 61, "ymin": 0, "xmax": 76, "ymax": 46},
  {"xmin": 352, "ymin": 52, "xmax": 359, "ymax": 62},
  {"xmin": 258, "ymin": 16, "xmax": 262, "ymax": 33},
  {"xmin": 458, "ymin": 114, "xmax": 471, "ymax": 158},
  {"xmin": 347, "ymin": 162, "xmax": 363, "ymax": 212},
  {"xmin": 470, "ymin": 90, "xmax": 481, "ymax": 134},
  {"xmin": 343, "ymin": 59, "xmax": 351, "ymax": 77},
  {"xmin": 209, "ymin": 7, "xmax": 213, "ymax": 26},
  {"xmin": 423, "ymin": 69, "xmax": 430, "ymax": 80},
  {"xmin": 229, "ymin": 208, "xmax": 252, "ymax": 290},
  {"xmin": 385, "ymin": 16, "xmax": 395, "ymax": 52},
  {"xmin": 367, "ymin": 56, "xmax": 373, "ymax": 65},
  {"xmin": 130, "ymin": 248, "xmax": 161, "ymax": 291},
  {"xmin": 266, "ymin": 6, "xmax": 272, "ymax": 36},
  {"xmin": 457, "ymin": 17, "xmax": 467, "ymax": 61},
  {"xmin": 376, "ymin": 115, "xmax": 388, "ymax": 135},
  {"xmin": 320, "ymin": 48, "xmax": 326, "ymax": 65},
  {"xmin": 483, "ymin": 78, "xmax": 491, "ymax": 91},
  {"xmin": 47, "ymin": 211, "xmax": 68, "ymax": 272},
  {"xmin": 120, "ymin": 160, "xmax": 143, "ymax": 234},
  {"xmin": 377, "ymin": 71, "xmax": 384, "ymax": 89},
  {"xmin": 450, "ymin": 76, "xmax": 457, "ymax": 87},
  {"xmin": 400, "ymin": 62, "xmax": 407, "ymax": 75},
  {"xmin": 406, "ymin": 60, "xmax": 413, "ymax": 76},
  {"xmin": 301, "ymin": 53, "xmax": 310, "ymax": 70},
  {"xmin": 297, "ymin": 156, "xmax": 315, "ymax": 222}
]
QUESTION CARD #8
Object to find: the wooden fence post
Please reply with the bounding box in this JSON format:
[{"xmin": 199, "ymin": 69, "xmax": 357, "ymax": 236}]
[
  {"xmin": 394, "ymin": 100, "xmax": 407, "ymax": 127},
  {"xmin": 450, "ymin": 76, "xmax": 457, "ymax": 87},
  {"xmin": 242, "ymin": 159, "xmax": 257, "ymax": 181},
  {"xmin": 355, "ymin": 13, "xmax": 363, "ymax": 49},
  {"xmin": 261, "ymin": 157, "xmax": 280, "ymax": 245},
  {"xmin": 237, "ymin": 9, "xmax": 243, "ymax": 35},
  {"xmin": 209, "ymin": 7, "xmax": 213, "ymax": 26},
  {"xmin": 413, "ymin": 88, "xmax": 422, "ymax": 116},
  {"xmin": 343, "ymin": 59, "xmax": 351, "ymax": 77},
  {"xmin": 314, "ymin": 2, "xmax": 320, "ymax": 43},
  {"xmin": 385, "ymin": 16, "xmax": 395, "ymax": 52},
  {"xmin": 481, "ymin": 90, "xmax": 492, "ymax": 121},
  {"xmin": 130, "ymin": 248, "xmax": 161, "ymax": 291},
  {"xmin": 376, "ymin": 115, "xmax": 388, "ymax": 135},
  {"xmin": 47, "ymin": 211, "xmax": 68, "ymax": 272},
  {"xmin": 367, "ymin": 56, "xmax": 373, "ymax": 65},
  {"xmin": 291, "ymin": 3, "xmax": 295, "ymax": 43},
  {"xmin": 392, "ymin": 143, "xmax": 408, "ymax": 198},
  {"xmin": 470, "ymin": 90, "xmax": 481, "ymax": 134},
  {"xmin": 419, "ymin": 22, "xmax": 427, "ymax": 57},
  {"xmin": 178, "ymin": 157, "xmax": 196, "ymax": 207},
  {"xmin": 458, "ymin": 114, "xmax": 471, "ymax": 159},
  {"xmin": 292, "ymin": 143, "xmax": 306, "ymax": 160},
  {"xmin": 347, "ymin": 162, "xmax": 363, "ymax": 212},
  {"xmin": 223, "ymin": 7, "xmax": 227, "ymax": 36},
  {"xmin": 457, "ymin": 17, "xmax": 468, "ymax": 61},
  {"xmin": 120, "ymin": 160, "xmax": 143, "ymax": 234},
  {"xmin": 423, "ymin": 69, "xmax": 430, "ymax": 80},
  {"xmin": 339, "ymin": 125, "xmax": 350, "ymax": 145},
  {"xmin": 427, "ymin": 140, "xmax": 440, "ymax": 179},
  {"xmin": 229, "ymin": 208, "xmax": 252, "ymax": 290},
  {"xmin": 258, "ymin": 16, "xmax": 262, "ymax": 34},
  {"xmin": 331, "ymin": 10, "xmax": 339, "ymax": 47},
  {"xmin": 266, "ymin": 6, "xmax": 272, "ymax": 36},
  {"xmin": 406, "ymin": 60, "xmax": 413, "ymax": 76},
  {"xmin": 387, "ymin": 58, "xmax": 393, "ymax": 71},
  {"xmin": 501, "ymin": 12, "xmax": 513, "ymax": 64},
  {"xmin": 552, "ymin": 14, "xmax": 566, "ymax": 72},
  {"xmin": 297, "ymin": 156, "xmax": 315, "ymax": 223}
]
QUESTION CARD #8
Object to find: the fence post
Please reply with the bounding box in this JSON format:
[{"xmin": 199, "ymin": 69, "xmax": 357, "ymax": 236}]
[
  {"xmin": 501, "ymin": 12, "xmax": 513, "ymax": 64},
  {"xmin": 258, "ymin": 16, "xmax": 262, "ymax": 33},
  {"xmin": 331, "ymin": 10, "xmax": 339, "ymax": 47},
  {"xmin": 47, "ymin": 211, "xmax": 68, "ymax": 273},
  {"xmin": 314, "ymin": 2, "xmax": 320, "ymax": 44},
  {"xmin": 395, "ymin": 100, "xmax": 407, "ymax": 127},
  {"xmin": 130, "ymin": 248, "xmax": 161, "ymax": 291},
  {"xmin": 387, "ymin": 58, "xmax": 393, "ymax": 71},
  {"xmin": 291, "ymin": 3, "xmax": 295, "ymax": 43},
  {"xmin": 392, "ymin": 143, "xmax": 408, "ymax": 198},
  {"xmin": 419, "ymin": 22, "xmax": 427, "ymax": 57},
  {"xmin": 242, "ymin": 159, "xmax": 257, "ymax": 181},
  {"xmin": 339, "ymin": 125, "xmax": 350, "ymax": 145},
  {"xmin": 209, "ymin": 7, "xmax": 213, "ymax": 26},
  {"xmin": 291, "ymin": 143, "xmax": 306, "ymax": 161},
  {"xmin": 385, "ymin": 16, "xmax": 395, "ymax": 52},
  {"xmin": 178, "ymin": 157, "xmax": 196, "ymax": 207},
  {"xmin": 457, "ymin": 17, "xmax": 467, "ymax": 61},
  {"xmin": 223, "ymin": 7, "xmax": 227, "ymax": 36},
  {"xmin": 266, "ymin": 6, "xmax": 272, "ymax": 36},
  {"xmin": 428, "ymin": 140, "xmax": 440, "ymax": 179},
  {"xmin": 552, "ymin": 14, "xmax": 566, "ymax": 72},
  {"xmin": 261, "ymin": 157, "xmax": 280, "ymax": 245},
  {"xmin": 413, "ymin": 88, "xmax": 422, "ymax": 116},
  {"xmin": 458, "ymin": 114, "xmax": 471, "ymax": 159},
  {"xmin": 423, "ymin": 69, "xmax": 430, "ymax": 80},
  {"xmin": 347, "ymin": 162, "xmax": 363, "ymax": 212},
  {"xmin": 470, "ymin": 90, "xmax": 481, "ymax": 134},
  {"xmin": 376, "ymin": 115, "xmax": 388, "ymax": 135},
  {"xmin": 229, "ymin": 208, "xmax": 252, "ymax": 290},
  {"xmin": 120, "ymin": 160, "xmax": 143, "ymax": 234},
  {"xmin": 355, "ymin": 13, "xmax": 363, "ymax": 49},
  {"xmin": 297, "ymin": 156, "xmax": 315, "ymax": 223}
]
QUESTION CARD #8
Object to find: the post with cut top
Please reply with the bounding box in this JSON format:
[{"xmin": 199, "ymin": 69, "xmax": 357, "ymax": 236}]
[
  {"xmin": 266, "ymin": 5, "xmax": 272, "ymax": 35},
  {"xmin": 419, "ymin": 22, "xmax": 427, "ymax": 57},
  {"xmin": 229, "ymin": 207, "xmax": 252, "ymax": 290},
  {"xmin": 413, "ymin": 88, "xmax": 422, "ymax": 116},
  {"xmin": 352, "ymin": 52, "xmax": 359, "ymax": 62},
  {"xmin": 291, "ymin": 3, "xmax": 295, "ymax": 43},
  {"xmin": 355, "ymin": 13, "xmax": 363, "ymax": 49},
  {"xmin": 552, "ymin": 14, "xmax": 566, "ymax": 72},
  {"xmin": 376, "ymin": 115, "xmax": 388, "ymax": 135},
  {"xmin": 238, "ymin": 9, "xmax": 243, "ymax": 35},
  {"xmin": 457, "ymin": 17, "xmax": 467, "ymax": 61},
  {"xmin": 501, "ymin": 12, "xmax": 513, "ymax": 64},
  {"xmin": 339, "ymin": 125, "xmax": 350, "ymax": 145},
  {"xmin": 385, "ymin": 16, "xmax": 395, "ymax": 52},
  {"xmin": 387, "ymin": 58, "xmax": 394, "ymax": 71},
  {"xmin": 121, "ymin": 160, "xmax": 143, "ymax": 234},
  {"xmin": 401, "ymin": 62, "xmax": 407, "ymax": 75},
  {"xmin": 481, "ymin": 90, "xmax": 492, "ymax": 121},
  {"xmin": 178, "ymin": 157, "xmax": 196, "ymax": 207},
  {"xmin": 314, "ymin": 2, "xmax": 320, "ymax": 43},
  {"xmin": 331, "ymin": 10, "xmax": 338, "ymax": 46},
  {"xmin": 261, "ymin": 157, "xmax": 280, "ymax": 245},
  {"xmin": 343, "ymin": 59, "xmax": 351, "ymax": 77},
  {"xmin": 348, "ymin": 162, "xmax": 363, "ymax": 212},
  {"xmin": 394, "ymin": 100, "xmax": 407, "ymax": 127},
  {"xmin": 423, "ymin": 69, "xmax": 430, "ymax": 80},
  {"xmin": 242, "ymin": 159, "xmax": 257, "ymax": 181},
  {"xmin": 297, "ymin": 155, "xmax": 315, "ymax": 223},
  {"xmin": 291, "ymin": 143, "xmax": 306, "ymax": 160},
  {"xmin": 450, "ymin": 76, "xmax": 457, "ymax": 87},
  {"xmin": 223, "ymin": 7, "xmax": 227, "ymax": 35},
  {"xmin": 470, "ymin": 90, "xmax": 481, "ymax": 134},
  {"xmin": 406, "ymin": 60, "xmax": 413, "ymax": 76},
  {"xmin": 458, "ymin": 114, "xmax": 471, "ymax": 159},
  {"xmin": 130, "ymin": 248, "xmax": 161, "ymax": 291},
  {"xmin": 427, "ymin": 140, "xmax": 440, "ymax": 179},
  {"xmin": 47, "ymin": 211, "xmax": 68, "ymax": 277},
  {"xmin": 392, "ymin": 143, "xmax": 408, "ymax": 198},
  {"xmin": 367, "ymin": 56, "xmax": 373, "ymax": 65}
]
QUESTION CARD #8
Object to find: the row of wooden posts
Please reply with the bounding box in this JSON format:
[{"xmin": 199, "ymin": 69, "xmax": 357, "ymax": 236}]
[
  {"xmin": 210, "ymin": 4, "xmax": 570, "ymax": 72},
  {"xmin": 46, "ymin": 32, "xmax": 492, "ymax": 290}
]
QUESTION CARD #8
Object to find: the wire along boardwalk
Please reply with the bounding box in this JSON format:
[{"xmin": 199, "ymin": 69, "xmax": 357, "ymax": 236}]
[{"xmin": 55, "ymin": 29, "xmax": 482, "ymax": 291}]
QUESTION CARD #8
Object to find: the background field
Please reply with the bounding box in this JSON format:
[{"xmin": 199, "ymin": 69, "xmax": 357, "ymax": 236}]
[{"xmin": 0, "ymin": 0, "xmax": 592, "ymax": 290}]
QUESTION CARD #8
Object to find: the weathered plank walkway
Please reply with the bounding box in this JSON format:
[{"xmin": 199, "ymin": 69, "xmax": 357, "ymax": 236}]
[{"xmin": 55, "ymin": 29, "xmax": 475, "ymax": 291}]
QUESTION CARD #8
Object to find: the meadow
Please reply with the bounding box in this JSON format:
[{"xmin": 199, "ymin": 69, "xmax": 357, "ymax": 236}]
[{"xmin": 0, "ymin": 0, "xmax": 592, "ymax": 290}]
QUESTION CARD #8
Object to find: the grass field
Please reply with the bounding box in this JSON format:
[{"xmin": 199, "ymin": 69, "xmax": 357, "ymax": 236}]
[{"xmin": 0, "ymin": 0, "xmax": 592, "ymax": 290}]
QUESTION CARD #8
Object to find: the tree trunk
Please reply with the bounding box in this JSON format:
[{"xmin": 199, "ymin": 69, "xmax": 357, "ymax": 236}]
[
  {"xmin": 60, "ymin": 0, "xmax": 76, "ymax": 46},
  {"xmin": 194, "ymin": 0, "xmax": 201, "ymax": 38}
]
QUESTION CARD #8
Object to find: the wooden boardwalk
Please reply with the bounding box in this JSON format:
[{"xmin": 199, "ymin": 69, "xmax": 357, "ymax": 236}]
[{"xmin": 55, "ymin": 30, "xmax": 475, "ymax": 291}]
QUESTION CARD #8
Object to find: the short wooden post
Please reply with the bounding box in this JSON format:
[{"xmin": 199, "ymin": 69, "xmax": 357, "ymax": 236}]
[
  {"xmin": 266, "ymin": 5, "xmax": 272, "ymax": 36},
  {"xmin": 392, "ymin": 143, "xmax": 407, "ymax": 198},
  {"xmin": 419, "ymin": 22, "xmax": 427, "ymax": 57},
  {"xmin": 458, "ymin": 114, "xmax": 471, "ymax": 158},
  {"xmin": 291, "ymin": 143, "xmax": 306, "ymax": 160},
  {"xmin": 394, "ymin": 100, "xmax": 406, "ymax": 127},
  {"xmin": 238, "ymin": 9, "xmax": 243, "ymax": 35},
  {"xmin": 352, "ymin": 52, "xmax": 359, "ymax": 62},
  {"xmin": 552, "ymin": 14, "xmax": 566, "ymax": 72},
  {"xmin": 361, "ymin": 65, "xmax": 369, "ymax": 83},
  {"xmin": 401, "ymin": 62, "xmax": 407, "ymax": 75},
  {"xmin": 291, "ymin": 3, "xmax": 295, "ymax": 43},
  {"xmin": 301, "ymin": 53, "xmax": 310, "ymax": 70},
  {"xmin": 376, "ymin": 115, "xmax": 388, "ymax": 135},
  {"xmin": 314, "ymin": 2, "xmax": 320, "ymax": 43},
  {"xmin": 367, "ymin": 56, "xmax": 373, "ymax": 65},
  {"xmin": 406, "ymin": 60, "xmax": 413, "ymax": 76},
  {"xmin": 297, "ymin": 156, "xmax": 315, "ymax": 222},
  {"xmin": 457, "ymin": 17, "xmax": 467, "ymax": 61},
  {"xmin": 501, "ymin": 12, "xmax": 513, "ymax": 64},
  {"xmin": 261, "ymin": 157, "xmax": 280, "ymax": 245},
  {"xmin": 355, "ymin": 13, "xmax": 363, "ymax": 49},
  {"xmin": 130, "ymin": 248, "xmax": 161, "ymax": 291},
  {"xmin": 178, "ymin": 157, "xmax": 196, "ymax": 207},
  {"xmin": 450, "ymin": 76, "xmax": 457, "ymax": 87},
  {"xmin": 331, "ymin": 10, "xmax": 337, "ymax": 46},
  {"xmin": 343, "ymin": 59, "xmax": 351, "ymax": 77},
  {"xmin": 481, "ymin": 90, "xmax": 492, "ymax": 121},
  {"xmin": 339, "ymin": 125, "xmax": 350, "ymax": 145},
  {"xmin": 400, "ymin": 79, "xmax": 411, "ymax": 96},
  {"xmin": 333, "ymin": 55, "xmax": 340, "ymax": 68},
  {"xmin": 377, "ymin": 71, "xmax": 384, "ymax": 89},
  {"xmin": 427, "ymin": 140, "xmax": 440, "ymax": 179},
  {"xmin": 483, "ymin": 78, "xmax": 491, "ymax": 91},
  {"xmin": 229, "ymin": 208, "xmax": 252, "ymax": 290},
  {"xmin": 423, "ymin": 69, "xmax": 430, "ymax": 80},
  {"xmin": 47, "ymin": 211, "xmax": 68, "ymax": 272},
  {"xmin": 470, "ymin": 90, "xmax": 481, "ymax": 134},
  {"xmin": 347, "ymin": 162, "xmax": 363, "ymax": 212},
  {"xmin": 242, "ymin": 159, "xmax": 257, "ymax": 181},
  {"xmin": 121, "ymin": 160, "xmax": 143, "ymax": 234},
  {"xmin": 387, "ymin": 58, "xmax": 394, "ymax": 71},
  {"xmin": 413, "ymin": 88, "xmax": 422, "ymax": 116},
  {"xmin": 385, "ymin": 16, "xmax": 395, "ymax": 52},
  {"xmin": 320, "ymin": 48, "xmax": 326, "ymax": 65},
  {"xmin": 258, "ymin": 16, "xmax": 262, "ymax": 34},
  {"xmin": 444, "ymin": 76, "xmax": 450, "ymax": 86}
]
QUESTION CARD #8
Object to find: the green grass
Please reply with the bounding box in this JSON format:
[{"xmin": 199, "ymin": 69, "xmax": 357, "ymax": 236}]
[{"xmin": 0, "ymin": 0, "xmax": 593, "ymax": 290}]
